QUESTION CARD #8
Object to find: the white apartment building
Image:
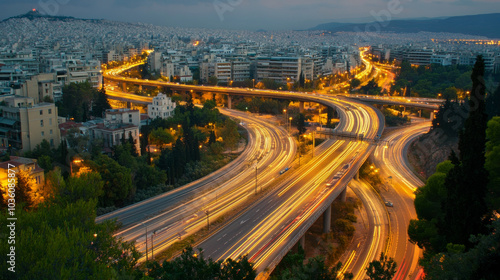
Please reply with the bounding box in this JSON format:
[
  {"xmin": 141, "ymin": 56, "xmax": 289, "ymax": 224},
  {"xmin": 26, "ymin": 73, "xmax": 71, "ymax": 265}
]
[{"xmin": 148, "ymin": 93, "xmax": 176, "ymax": 119}]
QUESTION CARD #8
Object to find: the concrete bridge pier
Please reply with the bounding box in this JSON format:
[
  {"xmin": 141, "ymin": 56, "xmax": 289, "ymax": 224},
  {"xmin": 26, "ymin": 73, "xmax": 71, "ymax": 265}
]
[
  {"xmin": 122, "ymin": 82, "xmax": 127, "ymax": 92},
  {"xmin": 323, "ymin": 205, "xmax": 332, "ymax": 233},
  {"xmin": 138, "ymin": 85, "xmax": 143, "ymax": 92},
  {"xmin": 299, "ymin": 101, "xmax": 305, "ymax": 113},
  {"xmin": 227, "ymin": 95, "xmax": 232, "ymax": 109},
  {"xmin": 430, "ymin": 111, "xmax": 434, "ymax": 120},
  {"xmin": 339, "ymin": 187, "xmax": 347, "ymax": 202}
]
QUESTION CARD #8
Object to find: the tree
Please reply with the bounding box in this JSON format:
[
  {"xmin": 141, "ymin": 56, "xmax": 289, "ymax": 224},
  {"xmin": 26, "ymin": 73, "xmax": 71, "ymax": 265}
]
[
  {"xmin": 361, "ymin": 79, "xmax": 381, "ymax": 95},
  {"xmin": 146, "ymin": 246, "xmax": 255, "ymax": 280},
  {"xmin": 486, "ymin": 83, "xmax": 500, "ymax": 119},
  {"xmin": 92, "ymin": 86, "xmax": 111, "ymax": 118},
  {"xmin": 485, "ymin": 116, "xmax": 500, "ymax": 212},
  {"xmin": 365, "ymin": 252, "xmax": 397, "ymax": 280},
  {"xmin": 208, "ymin": 76, "xmax": 218, "ymax": 86},
  {"xmin": 423, "ymin": 218, "xmax": 500, "ymax": 280},
  {"xmin": 0, "ymin": 178, "xmax": 140, "ymax": 280},
  {"xmin": 443, "ymin": 87, "xmax": 458, "ymax": 100},
  {"xmin": 149, "ymin": 127, "xmax": 174, "ymax": 147},
  {"xmin": 220, "ymin": 118, "xmax": 240, "ymax": 151},
  {"xmin": 299, "ymin": 72, "xmax": 305, "ymax": 88},
  {"xmin": 89, "ymin": 155, "xmax": 133, "ymax": 207},
  {"xmin": 438, "ymin": 55, "xmax": 490, "ymax": 248},
  {"xmin": 294, "ymin": 113, "xmax": 307, "ymax": 135},
  {"xmin": 15, "ymin": 170, "xmax": 37, "ymax": 210},
  {"xmin": 350, "ymin": 78, "xmax": 361, "ymax": 90}
]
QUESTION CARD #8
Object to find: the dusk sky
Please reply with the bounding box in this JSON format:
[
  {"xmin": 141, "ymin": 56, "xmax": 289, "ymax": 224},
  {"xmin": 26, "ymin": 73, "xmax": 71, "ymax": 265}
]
[{"xmin": 2, "ymin": 0, "xmax": 500, "ymax": 30}]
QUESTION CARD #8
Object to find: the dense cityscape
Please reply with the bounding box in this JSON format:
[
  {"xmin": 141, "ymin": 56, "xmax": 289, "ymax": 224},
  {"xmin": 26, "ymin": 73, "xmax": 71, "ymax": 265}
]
[{"xmin": 1, "ymin": 2, "xmax": 500, "ymax": 280}]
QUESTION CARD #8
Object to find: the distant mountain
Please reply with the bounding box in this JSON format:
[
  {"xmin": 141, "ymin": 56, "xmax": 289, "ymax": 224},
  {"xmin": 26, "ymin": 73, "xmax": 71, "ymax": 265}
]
[
  {"xmin": 1, "ymin": 9, "xmax": 102, "ymax": 23},
  {"xmin": 308, "ymin": 13, "xmax": 500, "ymax": 38}
]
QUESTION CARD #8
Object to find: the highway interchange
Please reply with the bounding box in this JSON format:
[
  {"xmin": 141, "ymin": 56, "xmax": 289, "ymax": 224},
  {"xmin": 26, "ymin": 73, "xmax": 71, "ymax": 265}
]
[{"xmin": 98, "ymin": 55, "xmax": 435, "ymax": 279}]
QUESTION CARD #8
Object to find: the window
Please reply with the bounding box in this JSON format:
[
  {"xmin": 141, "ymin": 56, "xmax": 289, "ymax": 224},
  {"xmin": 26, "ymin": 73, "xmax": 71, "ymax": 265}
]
[
  {"xmin": 48, "ymin": 109, "xmax": 52, "ymax": 114},
  {"xmin": 40, "ymin": 120, "xmax": 44, "ymax": 127},
  {"xmin": 41, "ymin": 131, "xmax": 44, "ymax": 136},
  {"xmin": 50, "ymin": 139, "xmax": 54, "ymax": 147},
  {"xmin": 49, "ymin": 118, "xmax": 52, "ymax": 125},
  {"xmin": 50, "ymin": 129, "xmax": 53, "ymax": 135},
  {"xmin": 40, "ymin": 110, "xmax": 43, "ymax": 115}
]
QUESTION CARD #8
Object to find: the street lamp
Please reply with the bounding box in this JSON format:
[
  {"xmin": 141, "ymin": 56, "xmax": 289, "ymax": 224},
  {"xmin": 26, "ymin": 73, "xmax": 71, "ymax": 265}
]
[
  {"xmin": 70, "ymin": 158, "xmax": 83, "ymax": 175},
  {"xmin": 252, "ymin": 79, "xmax": 255, "ymax": 88},
  {"xmin": 288, "ymin": 117, "xmax": 292, "ymax": 133}
]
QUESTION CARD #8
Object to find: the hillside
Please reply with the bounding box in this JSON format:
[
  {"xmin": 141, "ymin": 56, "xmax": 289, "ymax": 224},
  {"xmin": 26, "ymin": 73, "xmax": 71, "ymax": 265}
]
[{"xmin": 309, "ymin": 13, "xmax": 500, "ymax": 39}]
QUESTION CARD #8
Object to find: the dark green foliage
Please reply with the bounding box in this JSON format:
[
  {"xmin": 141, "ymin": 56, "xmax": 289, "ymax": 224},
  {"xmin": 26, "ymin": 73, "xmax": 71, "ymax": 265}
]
[
  {"xmin": 382, "ymin": 108, "xmax": 410, "ymax": 127},
  {"xmin": 350, "ymin": 78, "xmax": 361, "ymax": 90},
  {"xmin": 485, "ymin": 117, "xmax": 500, "ymax": 212},
  {"xmin": 145, "ymin": 246, "xmax": 255, "ymax": 280},
  {"xmin": 262, "ymin": 78, "xmax": 283, "ymax": 90},
  {"xmin": 208, "ymin": 76, "xmax": 218, "ymax": 85},
  {"xmin": 486, "ymin": 83, "xmax": 500, "ymax": 119},
  {"xmin": 365, "ymin": 252, "xmax": 397, "ymax": 280},
  {"xmin": 392, "ymin": 60, "xmax": 472, "ymax": 97},
  {"xmin": 235, "ymin": 97, "xmax": 288, "ymax": 115},
  {"xmin": 408, "ymin": 160, "xmax": 453, "ymax": 253},
  {"xmin": 57, "ymin": 81, "xmax": 98, "ymax": 122},
  {"xmin": 272, "ymin": 254, "xmax": 349, "ymax": 280},
  {"xmin": 294, "ymin": 113, "xmax": 307, "ymax": 135},
  {"xmin": 0, "ymin": 170, "xmax": 140, "ymax": 280},
  {"xmin": 91, "ymin": 86, "xmax": 111, "ymax": 118},
  {"xmin": 220, "ymin": 118, "xmax": 240, "ymax": 150},
  {"xmin": 37, "ymin": 155, "xmax": 53, "ymax": 172},
  {"xmin": 360, "ymin": 78, "xmax": 381, "ymax": 95},
  {"xmin": 431, "ymin": 99, "xmax": 466, "ymax": 136},
  {"xmin": 423, "ymin": 219, "xmax": 500, "ymax": 280},
  {"xmin": 88, "ymin": 154, "xmax": 133, "ymax": 207},
  {"xmin": 13, "ymin": 170, "xmax": 35, "ymax": 210},
  {"xmin": 439, "ymin": 55, "xmax": 490, "ymax": 248}
]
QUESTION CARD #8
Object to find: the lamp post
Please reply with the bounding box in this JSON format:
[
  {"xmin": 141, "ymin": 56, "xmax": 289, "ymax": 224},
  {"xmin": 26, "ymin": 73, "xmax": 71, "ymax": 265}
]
[
  {"xmin": 142, "ymin": 222, "xmax": 148, "ymax": 262},
  {"xmin": 288, "ymin": 117, "xmax": 292, "ymax": 133},
  {"xmin": 255, "ymin": 160, "xmax": 259, "ymax": 195},
  {"xmin": 205, "ymin": 209, "xmax": 210, "ymax": 231},
  {"xmin": 151, "ymin": 230, "xmax": 157, "ymax": 260},
  {"xmin": 252, "ymin": 79, "xmax": 255, "ymax": 88},
  {"xmin": 283, "ymin": 109, "xmax": 287, "ymax": 127}
]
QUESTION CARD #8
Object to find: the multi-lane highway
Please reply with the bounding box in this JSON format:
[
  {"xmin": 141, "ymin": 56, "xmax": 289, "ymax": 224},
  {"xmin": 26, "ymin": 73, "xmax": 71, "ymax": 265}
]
[
  {"xmin": 195, "ymin": 99, "xmax": 384, "ymax": 277},
  {"xmin": 372, "ymin": 121, "xmax": 431, "ymax": 280},
  {"xmin": 101, "ymin": 60, "xmax": 436, "ymax": 279},
  {"xmin": 98, "ymin": 108, "xmax": 297, "ymax": 262}
]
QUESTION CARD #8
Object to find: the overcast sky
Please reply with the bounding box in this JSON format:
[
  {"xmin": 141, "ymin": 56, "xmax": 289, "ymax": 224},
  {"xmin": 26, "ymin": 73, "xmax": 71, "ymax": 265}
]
[{"xmin": 1, "ymin": 0, "xmax": 500, "ymax": 30}]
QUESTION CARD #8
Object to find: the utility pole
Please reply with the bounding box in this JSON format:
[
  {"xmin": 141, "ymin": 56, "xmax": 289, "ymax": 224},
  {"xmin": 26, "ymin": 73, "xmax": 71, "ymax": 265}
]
[
  {"xmin": 144, "ymin": 223, "xmax": 148, "ymax": 262},
  {"xmin": 205, "ymin": 209, "xmax": 210, "ymax": 231},
  {"xmin": 151, "ymin": 231, "xmax": 156, "ymax": 260}
]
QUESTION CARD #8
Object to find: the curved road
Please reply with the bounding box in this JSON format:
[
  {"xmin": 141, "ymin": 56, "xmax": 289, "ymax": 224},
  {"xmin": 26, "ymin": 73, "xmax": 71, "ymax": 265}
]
[{"xmin": 372, "ymin": 121, "xmax": 431, "ymax": 280}]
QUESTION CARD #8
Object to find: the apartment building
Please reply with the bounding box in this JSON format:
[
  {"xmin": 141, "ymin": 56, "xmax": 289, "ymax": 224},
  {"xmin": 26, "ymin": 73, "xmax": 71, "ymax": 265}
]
[
  {"xmin": 148, "ymin": 93, "xmax": 176, "ymax": 119},
  {"xmin": 0, "ymin": 96, "xmax": 60, "ymax": 152}
]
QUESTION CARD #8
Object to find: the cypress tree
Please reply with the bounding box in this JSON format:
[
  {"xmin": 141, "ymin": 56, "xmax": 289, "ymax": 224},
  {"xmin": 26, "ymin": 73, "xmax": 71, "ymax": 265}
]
[{"xmin": 439, "ymin": 55, "xmax": 490, "ymax": 247}]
